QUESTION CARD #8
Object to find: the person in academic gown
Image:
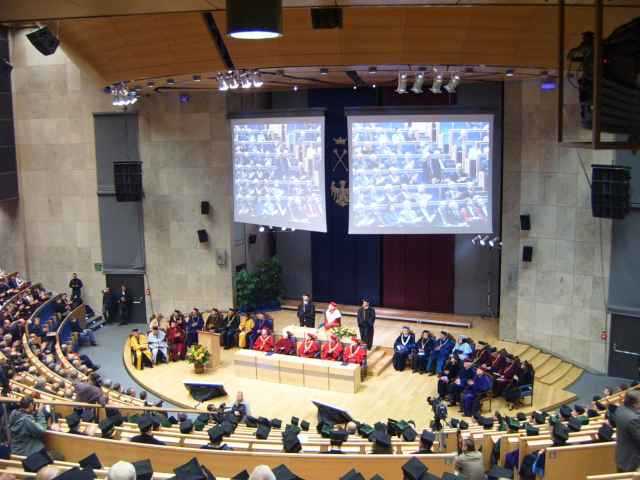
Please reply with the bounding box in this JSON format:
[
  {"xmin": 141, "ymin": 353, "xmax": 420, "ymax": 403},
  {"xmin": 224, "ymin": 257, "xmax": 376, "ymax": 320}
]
[
  {"xmin": 323, "ymin": 302, "xmax": 342, "ymax": 330},
  {"xmin": 447, "ymin": 360, "xmax": 475, "ymax": 406},
  {"xmin": 166, "ymin": 319, "xmax": 186, "ymax": 361},
  {"xmin": 462, "ymin": 367, "xmax": 492, "ymax": 417},
  {"xmin": 147, "ymin": 325, "xmax": 168, "ymax": 364},
  {"xmin": 237, "ymin": 314, "xmax": 255, "ymax": 349},
  {"xmin": 356, "ymin": 299, "xmax": 376, "ymax": 350},
  {"xmin": 298, "ymin": 332, "xmax": 320, "ymax": 358},
  {"xmin": 185, "ymin": 308, "xmax": 204, "ymax": 348},
  {"xmin": 117, "ymin": 285, "xmax": 131, "ymax": 326},
  {"xmin": 493, "ymin": 356, "xmax": 520, "ymax": 396},
  {"xmin": 321, "ymin": 333, "xmax": 343, "ymax": 361},
  {"xmin": 343, "ymin": 337, "xmax": 367, "ymax": 365},
  {"xmin": 411, "ymin": 330, "xmax": 434, "ymax": 373},
  {"xmin": 426, "ymin": 331, "xmax": 454, "ymax": 375},
  {"xmin": 488, "ymin": 349, "xmax": 509, "ymax": 374},
  {"xmin": 248, "ymin": 312, "xmax": 274, "ymax": 348},
  {"xmin": 296, "ymin": 294, "xmax": 316, "ymax": 328},
  {"xmin": 129, "ymin": 329, "xmax": 153, "ymax": 370},
  {"xmin": 204, "ymin": 308, "xmax": 225, "ymax": 331},
  {"xmin": 221, "ymin": 308, "xmax": 240, "ymax": 349},
  {"xmin": 274, "ymin": 331, "xmax": 297, "ymax": 355},
  {"xmin": 472, "ymin": 342, "xmax": 493, "ymax": 368},
  {"xmin": 252, "ymin": 328, "xmax": 274, "ymax": 353},
  {"xmin": 392, "ymin": 327, "xmax": 415, "ymax": 371}
]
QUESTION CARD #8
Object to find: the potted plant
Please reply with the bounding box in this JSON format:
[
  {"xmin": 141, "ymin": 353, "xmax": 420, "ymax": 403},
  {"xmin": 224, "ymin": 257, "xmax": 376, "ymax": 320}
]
[
  {"xmin": 235, "ymin": 268, "xmax": 258, "ymax": 312},
  {"xmin": 331, "ymin": 326, "xmax": 358, "ymax": 341},
  {"xmin": 186, "ymin": 344, "xmax": 210, "ymax": 374},
  {"xmin": 255, "ymin": 256, "xmax": 284, "ymax": 309}
]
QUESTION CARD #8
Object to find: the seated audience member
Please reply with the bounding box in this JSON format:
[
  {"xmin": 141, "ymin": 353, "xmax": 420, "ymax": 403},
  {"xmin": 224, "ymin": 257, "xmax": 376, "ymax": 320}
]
[
  {"xmin": 454, "ymin": 438, "xmax": 484, "ymax": 480},
  {"xmin": 343, "ymin": 337, "xmax": 367, "ymax": 366},
  {"xmin": 202, "ymin": 426, "xmax": 233, "ymax": 450},
  {"xmin": 28, "ymin": 317, "xmax": 44, "ymax": 338},
  {"xmin": 436, "ymin": 356, "xmax": 460, "ymax": 401},
  {"xmin": 253, "ymin": 328, "xmax": 274, "ymax": 352},
  {"xmin": 412, "ymin": 330, "xmax": 434, "ymax": 374},
  {"xmin": 323, "ymin": 430, "xmax": 348, "ymax": 454},
  {"xmin": 204, "ymin": 308, "xmax": 224, "ymax": 331},
  {"xmin": 221, "ymin": 308, "xmax": 240, "ymax": 349},
  {"xmin": 65, "ymin": 413, "xmax": 85, "ymax": 435},
  {"xmin": 130, "ymin": 416, "xmax": 165, "ymax": 445},
  {"xmin": 445, "ymin": 359, "xmax": 472, "ymax": 406},
  {"xmin": 69, "ymin": 317, "xmax": 97, "ymax": 349},
  {"xmin": 185, "ymin": 308, "xmax": 204, "ymax": 347},
  {"xmin": 232, "ymin": 391, "xmax": 249, "ymax": 421},
  {"xmin": 322, "ymin": 302, "xmax": 342, "ymax": 330},
  {"xmin": 504, "ymin": 360, "xmax": 535, "ymax": 406},
  {"xmin": 452, "ymin": 335, "xmax": 473, "ymax": 361},
  {"xmin": 107, "ymin": 461, "xmax": 137, "ymax": 480},
  {"xmin": 274, "ymin": 330, "xmax": 297, "ymax": 355},
  {"xmin": 493, "ymin": 356, "xmax": 521, "ymax": 396},
  {"xmin": 297, "ymin": 332, "xmax": 320, "ymax": 358},
  {"xmin": 166, "ymin": 319, "xmax": 186, "ymax": 361},
  {"xmin": 248, "ymin": 312, "xmax": 274, "ymax": 348},
  {"xmin": 427, "ymin": 331, "xmax": 454, "ymax": 375},
  {"xmin": 37, "ymin": 466, "xmax": 61, "ymax": 480},
  {"xmin": 462, "ymin": 367, "xmax": 492, "ymax": 417},
  {"xmin": 472, "ymin": 341, "xmax": 493, "ymax": 367},
  {"xmin": 615, "ymin": 390, "xmax": 640, "ymax": 472},
  {"xmin": 129, "ymin": 329, "xmax": 153, "ymax": 370},
  {"xmin": 74, "ymin": 372, "xmax": 107, "ymax": 405},
  {"xmin": 248, "ymin": 465, "xmax": 276, "ymax": 480},
  {"xmin": 371, "ymin": 429, "xmax": 393, "ymax": 454},
  {"xmin": 392, "ymin": 326, "xmax": 415, "ymax": 371},
  {"xmin": 237, "ymin": 314, "xmax": 255, "ymax": 349},
  {"xmin": 321, "ymin": 333, "xmax": 343, "ymax": 361},
  {"xmin": 8, "ymin": 395, "xmax": 48, "ymax": 456},
  {"xmin": 414, "ymin": 430, "xmax": 436, "ymax": 454},
  {"xmin": 488, "ymin": 348, "xmax": 508, "ymax": 373},
  {"xmin": 147, "ymin": 325, "xmax": 168, "ymax": 364}
]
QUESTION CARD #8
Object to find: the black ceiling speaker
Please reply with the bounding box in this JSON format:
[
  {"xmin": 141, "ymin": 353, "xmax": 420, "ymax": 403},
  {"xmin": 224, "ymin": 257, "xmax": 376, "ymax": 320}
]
[
  {"xmin": 197, "ymin": 230, "xmax": 209, "ymax": 243},
  {"xmin": 311, "ymin": 7, "xmax": 343, "ymax": 29},
  {"xmin": 226, "ymin": 0, "xmax": 283, "ymax": 40},
  {"xmin": 113, "ymin": 162, "xmax": 142, "ymax": 202},
  {"xmin": 200, "ymin": 201, "xmax": 210, "ymax": 215},
  {"xmin": 26, "ymin": 27, "xmax": 59, "ymax": 56},
  {"xmin": 520, "ymin": 214, "xmax": 531, "ymax": 231},
  {"xmin": 522, "ymin": 246, "xmax": 533, "ymax": 262}
]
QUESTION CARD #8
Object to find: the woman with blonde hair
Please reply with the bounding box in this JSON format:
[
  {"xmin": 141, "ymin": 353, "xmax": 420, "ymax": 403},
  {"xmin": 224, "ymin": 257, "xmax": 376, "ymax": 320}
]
[{"xmin": 237, "ymin": 313, "xmax": 255, "ymax": 349}]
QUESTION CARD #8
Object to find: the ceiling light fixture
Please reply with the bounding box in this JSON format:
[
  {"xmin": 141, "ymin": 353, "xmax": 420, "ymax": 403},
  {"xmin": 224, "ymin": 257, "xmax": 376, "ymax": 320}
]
[
  {"xmin": 479, "ymin": 235, "xmax": 490, "ymax": 247},
  {"xmin": 146, "ymin": 81, "xmax": 155, "ymax": 88},
  {"xmin": 430, "ymin": 74, "xmax": 443, "ymax": 94},
  {"xmin": 320, "ymin": 68, "xmax": 329, "ymax": 76},
  {"xmin": 167, "ymin": 78, "xmax": 176, "ymax": 86},
  {"xmin": 228, "ymin": 73, "xmax": 240, "ymax": 89},
  {"xmin": 411, "ymin": 72, "xmax": 425, "ymax": 94},
  {"xmin": 488, "ymin": 236, "xmax": 501, "ymax": 248},
  {"xmin": 395, "ymin": 72, "xmax": 408, "ymax": 94},
  {"xmin": 192, "ymin": 75, "xmax": 201, "ymax": 82},
  {"xmin": 505, "ymin": 69, "xmax": 515, "ymax": 77},
  {"xmin": 217, "ymin": 73, "xmax": 229, "ymax": 92},
  {"xmin": 444, "ymin": 73, "xmax": 460, "ymax": 93},
  {"xmin": 110, "ymin": 82, "xmax": 139, "ymax": 107},
  {"xmin": 293, "ymin": 85, "xmax": 299, "ymax": 91},
  {"xmin": 540, "ymin": 71, "xmax": 557, "ymax": 91},
  {"xmin": 240, "ymin": 72, "xmax": 252, "ymax": 89},
  {"xmin": 372, "ymin": 83, "xmax": 377, "ymax": 89},
  {"xmin": 368, "ymin": 66, "xmax": 377, "ymax": 75},
  {"xmin": 471, "ymin": 235, "xmax": 482, "ymax": 246},
  {"xmin": 226, "ymin": 0, "xmax": 283, "ymax": 40},
  {"xmin": 252, "ymin": 71, "xmax": 264, "ymax": 87}
]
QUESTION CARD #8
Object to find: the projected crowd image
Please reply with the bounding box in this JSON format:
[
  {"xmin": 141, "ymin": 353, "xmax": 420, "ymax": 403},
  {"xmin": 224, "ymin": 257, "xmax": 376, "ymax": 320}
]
[
  {"xmin": 348, "ymin": 116, "xmax": 493, "ymax": 234},
  {"xmin": 232, "ymin": 118, "xmax": 327, "ymax": 232}
]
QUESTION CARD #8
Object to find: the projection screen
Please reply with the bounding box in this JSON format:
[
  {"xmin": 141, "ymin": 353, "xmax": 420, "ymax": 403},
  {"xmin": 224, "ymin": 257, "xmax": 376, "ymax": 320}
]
[
  {"xmin": 232, "ymin": 116, "xmax": 327, "ymax": 233},
  {"xmin": 348, "ymin": 114, "xmax": 494, "ymax": 234}
]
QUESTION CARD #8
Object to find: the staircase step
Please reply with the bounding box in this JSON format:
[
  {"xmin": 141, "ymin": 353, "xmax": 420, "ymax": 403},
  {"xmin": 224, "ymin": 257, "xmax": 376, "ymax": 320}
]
[
  {"xmin": 535, "ymin": 357, "xmax": 562, "ymax": 377},
  {"xmin": 530, "ymin": 353, "xmax": 552, "ymax": 370},
  {"xmin": 539, "ymin": 362, "xmax": 573, "ymax": 385},
  {"xmin": 368, "ymin": 352, "xmax": 393, "ymax": 376},
  {"xmin": 366, "ymin": 348, "xmax": 386, "ymax": 367},
  {"xmin": 520, "ymin": 347, "xmax": 540, "ymax": 362},
  {"xmin": 498, "ymin": 342, "xmax": 530, "ymax": 357},
  {"xmin": 555, "ymin": 366, "xmax": 584, "ymax": 389}
]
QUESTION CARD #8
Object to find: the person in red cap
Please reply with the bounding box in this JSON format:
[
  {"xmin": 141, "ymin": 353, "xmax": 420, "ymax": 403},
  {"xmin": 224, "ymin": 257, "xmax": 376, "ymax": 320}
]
[
  {"xmin": 323, "ymin": 302, "xmax": 342, "ymax": 330},
  {"xmin": 343, "ymin": 336, "xmax": 367, "ymax": 366},
  {"xmin": 297, "ymin": 332, "xmax": 320, "ymax": 358},
  {"xmin": 252, "ymin": 328, "xmax": 274, "ymax": 352},
  {"xmin": 321, "ymin": 333, "xmax": 344, "ymax": 361},
  {"xmin": 274, "ymin": 330, "xmax": 297, "ymax": 355}
]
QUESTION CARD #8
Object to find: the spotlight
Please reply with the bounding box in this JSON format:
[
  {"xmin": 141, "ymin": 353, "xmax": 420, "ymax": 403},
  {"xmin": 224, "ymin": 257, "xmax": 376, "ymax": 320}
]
[
  {"xmin": 179, "ymin": 93, "xmax": 190, "ymax": 104},
  {"xmin": 110, "ymin": 82, "xmax": 140, "ymax": 107},
  {"xmin": 293, "ymin": 85, "xmax": 299, "ymax": 91},
  {"xmin": 228, "ymin": 73, "xmax": 240, "ymax": 89},
  {"xmin": 444, "ymin": 74, "xmax": 460, "ymax": 93},
  {"xmin": 217, "ymin": 74, "xmax": 229, "ymax": 91},
  {"xmin": 471, "ymin": 235, "xmax": 482, "ymax": 246},
  {"xmin": 488, "ymin": 236, "xmax": 500, "ymax": 248},
  {"xmin": 320, "ymin": 68, "xmax": 329, "ymax": 76},
  {"xmin": 372, "ymin": 83, "xmax": 377, "ymax": 88},
  {"xmin": 505, "ymin": 69, "xmax": 514, "ymax": 77},
  {"xmin": 430, "ymin": 74, "xmax": 443, "ymax": 94},
  {"xmin": 540, "ymin": 72, "xmax": 557, "ymax": 91},
  {"xmin": 251, "ymin": 71, "xmax": 264, "ymax": 87},
  {"xmin": 411, "ymin": 72, "xmax": 425, "ymax": 94},
  {"xmin": 395, "ymin": 72, "xmax": 408, "ymax": 94},
  {"xmin": 368, "ymin": 66, "xmax": 377, "ymax": 75},
  {"xmin": 146, "ymin": 81, "xmax": 155, "ymax": 88},
  {"xmin": 226, "ymin": 0, "xmax": 283, "ymax": 40},
  {"xmin": 479, "ymin": 235, "xmax": 490, "ymax": 246},
  {"xmin": 258, "ymin": 226, "xmax": 265, "ymax": 233},
  {"xmin": 192, "ymin": 74, "xmax": 201, "ymax": 82},
  {"xmin": 167, "ymin": 78, "xmax": 176, "ymax": 86},
  {"xmin": 291, "ymin": 228, "xmax": 296, "ymax": 232},
  {"xmin": 353, "ymin": 85, "xmax": 357, "ymax": 90},
  {"xmin": 240, "ymin": 72, "xmax": 252, "ymax": 89}
]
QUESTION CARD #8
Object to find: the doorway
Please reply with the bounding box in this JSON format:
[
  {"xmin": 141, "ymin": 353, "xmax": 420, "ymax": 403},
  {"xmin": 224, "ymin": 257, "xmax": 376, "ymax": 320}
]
[
  {"xmin": 105, "ymin": 274, "xmax": 147, "ymax": 324},
  {"xmin": 609, "ymin": 314, "xmax": 640, "ymax": 379}
]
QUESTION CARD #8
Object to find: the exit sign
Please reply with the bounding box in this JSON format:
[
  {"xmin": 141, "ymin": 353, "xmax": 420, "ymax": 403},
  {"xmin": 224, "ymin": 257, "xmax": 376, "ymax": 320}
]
[{"xmin": 94, "ymin": 263, "xmax": 103, "ymax": 272}]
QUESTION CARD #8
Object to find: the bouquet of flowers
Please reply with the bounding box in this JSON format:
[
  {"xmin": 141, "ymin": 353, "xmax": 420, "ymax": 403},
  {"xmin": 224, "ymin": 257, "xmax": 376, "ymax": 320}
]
[
  {"xmin": 331, "ymin": 326, "xmax": 357, "ymax": 340},
  {"xmin": 186, "ymin": 344, "xmax": 210, "ymax": 367}
]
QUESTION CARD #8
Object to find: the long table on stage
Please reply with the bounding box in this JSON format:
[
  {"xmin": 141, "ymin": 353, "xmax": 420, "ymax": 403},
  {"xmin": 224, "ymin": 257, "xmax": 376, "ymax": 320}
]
[{"xmin": 233, "ymin": 350, "xmax": 361, "ymax": 393}]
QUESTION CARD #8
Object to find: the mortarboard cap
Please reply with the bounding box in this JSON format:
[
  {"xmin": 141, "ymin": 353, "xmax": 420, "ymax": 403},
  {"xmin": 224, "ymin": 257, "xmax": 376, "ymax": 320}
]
[
  {"xmin": 194, "ymin": 419, "xmax": 206, "ymax": 431},
  {"xmin": 587, "ymin": 408, "xmax": 599, "ymax": 418},
  {"xmin": 283, "ymin": 432, "xmax": 302, "ymax": 453},
  {"xmin": 0, "ymin": 445, "xmax": 10, "ymax": 460},
  {"xmin": 99, "ymin": 416, "xmax": 117, "ymax": 437},
  {"xmin": 168, "ymin": 415, "xmax": 178, "ymax": 425},
  {"xmin": 66, "ymin": 413, "xmax": 81, "ymax": 430},
  {"xmin": 516, "ymin": 412, "xmax": 527, "ymax": 422},
  {"xmin": 22, "ymin": 449, "xmax": 53, "ymax": 472},
  {"xmin": 533, "ymin": 412, "xmax": 546, "ymax": 425},
  {"xmin": 506, "ymin": 417, "xmax": 520, "ymax": 432},
  {"xmin": 487, "ymin": 466, "xmax": 513, "ymax": 480},
  {"xmin": 595, "ymin": 401, "xmax": 606, "ymax": 411},
  {"xmin": 525, "ymin": 424, "xmax": 539, "ymax": 436},
  {"xmin": 137, "ymin": 415, "xmax": 153, "ymax": 432},
  {"xmin": 285, "ymin": 424, "xmax": 301, "ymax": 436},
  {"xmin": 449, "ymin": 418, "xmax": 459, "ymax": 429},
  {"xmin": 208, "ymin": 426, "xmax": 225, "ymax": 444},
  {"xmin": 402, "ymin": 425, "xmax": 417, "ymax": 442},
  {"xmin": 258, "ymin": 416, "xmax": 271, "ymax": 426},
  {"xmin": 273, "ymin": 464, "xmax": 301, "ymax": 480},
  {"xmin": 197, "ymin": 413, "xmax": 210, "ymax": 424},
  {"xmin": 421, "ymin": 430, "xmax": 435, "ymax": 444},
  {"xmin": 552, "ymin": 423, "xmax": 569, "ymax": 444},
  {"xmin": 574, "ymin": 404, "xmax": 586, "ymax": 415},
  {"xmin": 222, "ymin": 420, "xmax": 235, "ymax": 436},
  {"xmin": 578, "ymin": 415, "xmax": 589, "ymax": 426},
  {"xmin": 598, "ymin": 423, "xmax": 614, "ymax": 442},
  {"xmin": 173, "ymin": 458, "xmax": 211, "ymax": 480},
  {"xmin": 291, "ymin": 416, "xmax": 299, "ymax": 426},
  {"xmin": 442, "ymin": 474, "xmax": 462, "ymax": 480},
  {"xmin": 340, "ymin": 469, "xmax": 365, "ymax": 480},
  {"xmin": 161, "ymin": 418, "xmax": 173, "ymax": 428},
  {"xmin": 133, "ymin": 460, "xmax": 154, "ymax": 480},
  {"xmin": 387, "ymin": 419, "xmax": 402, "ymax": 437},
  {"xmin": 180, "ymin": 420, "xmax": 194, "ymax": 434},
  {"xmin": 231, "ymin": 471, "xmax": 249, "ymax": 480},
  {"xmin": 358, "ymin": 423, "xmax": 374, "ymax": 438},
  {"xmin": 459, "ymin": 420, "xmax": 469, "ymax": 430},
  {"xmin": 568, "ymin": 417, "xmax": 582, "ymax": 432},
  {"xmin": 256, "ymin": 423, "xmax": 271, "ymax": 440},
  {"xmin": 478, "ymin": 416, "xmax": 494, "ymax": 430},
  {"xmin": 330, "ymin": 430, "xmax": 349, "ymax": 443},
  {"xmin": 559, "ymin": 405, "xmax": 572, "ymax": 419},
  {"xmin": 300, "ymin": 420, "xmax": 310, "ymax": 431},
  {"xmin": 78, "ymin": 453, "xmax": 102, "ymax": 471},
  {"xmin": 245, "ymin": 416, "xmax": 258, "ymax": 428},
  {"xmin": 402, "ymin": 457, "xmax": 427, "ymax": 480},
  {"xmin": 372, "ymin": 430, "xmax": 391, "ymax": 448},
  {"xmin": 370, "ymin": 475, "xmax": 385, "ymax": 480},
  {"xmin": 271, "ymin": 418, "xmax": 282, "ymax": 429},
  {"xmin": 53, "ymin": 467, "xmax": 95, "ymax": 480}
]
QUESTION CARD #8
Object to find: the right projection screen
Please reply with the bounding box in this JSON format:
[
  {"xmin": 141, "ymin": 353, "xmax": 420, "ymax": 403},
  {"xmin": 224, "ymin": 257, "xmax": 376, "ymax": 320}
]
[{"xmin": 348, "ymin": 114, "xmax": 494, "ymax": 234}]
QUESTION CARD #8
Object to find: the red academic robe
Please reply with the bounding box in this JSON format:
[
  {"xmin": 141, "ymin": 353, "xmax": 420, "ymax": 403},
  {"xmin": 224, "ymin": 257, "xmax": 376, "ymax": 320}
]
[
  {"xmin": 297, "ymin": 339, "xmax": 320, "ymax": 358},
  {"xmin": 274, "ymin": 337, "xmax": 296, "ymax": 355},
  {"xmin": 320, "ymin": 341, "xmax": 343, "ymax": 361},
  {"xmin": 343, "ymin": 344, "xmax": 366, "ymax": 365},
  {"xmin": 166, "ymin": 326, "xmax": 186, "ymax": 361},
  {"xmin": 253, "ymin": 334, "xmax": 274, "ymax": 352}
]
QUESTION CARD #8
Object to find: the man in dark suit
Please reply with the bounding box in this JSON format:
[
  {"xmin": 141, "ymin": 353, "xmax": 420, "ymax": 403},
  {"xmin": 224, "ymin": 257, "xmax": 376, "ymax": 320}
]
[
  {"xmin": 117, "ymin": 285, "xmax": 131, "ymax": 325},
  {"xmin": 356, "ymin": 299, "xmax": 376, "ymax": 350},
  {"xmin": 102, "ymin": 288, "xmax": 114, "ymax": 324},
  {"xmin": 69, "ymin": 273, "xmax": 83, "ymax": 300},
  {"xmin": 296, "ymin": 294, "xmax": 316, "ymax": 328},
  {"xmin": 615, "ymin": 390, "xmax": 640, "ymax": 472}
]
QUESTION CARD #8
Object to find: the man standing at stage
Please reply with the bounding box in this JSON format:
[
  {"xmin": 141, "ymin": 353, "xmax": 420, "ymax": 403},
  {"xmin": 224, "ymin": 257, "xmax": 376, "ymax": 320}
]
[
  {"xmin": 296, "ymin": 293, "xmax": 316, "ymax": 328},
  {"xmin": 356, "ymin": 299, "xmax": 376, "ymax": 349}
]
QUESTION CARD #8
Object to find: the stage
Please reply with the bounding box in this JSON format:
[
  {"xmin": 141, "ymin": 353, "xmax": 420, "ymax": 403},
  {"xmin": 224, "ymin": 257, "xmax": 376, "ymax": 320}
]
[{"xmin": 124, "ymin": 309, "xmax": 577, "ymax": 426}]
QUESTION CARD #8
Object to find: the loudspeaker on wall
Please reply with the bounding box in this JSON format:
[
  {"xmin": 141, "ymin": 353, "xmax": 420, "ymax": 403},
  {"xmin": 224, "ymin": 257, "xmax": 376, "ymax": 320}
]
[
  {"xmin": 520, "ymin": 214, "xmax": 531, "ymax": 231},
  {"xmin": 200, "ymin": 201, "xmax": 210, "ymax": 215},
  {"xmin": 114, "ymin": 162, "xmax": 143, "ymax": 202},
  {"xmin": 26, "ymin": 27, "xmax": 59, "ymax": 56},
  {"xmin": 311, "ymin": 7, "xmax": 342, "ymax": 29},
  {"xmin": 197, "ymin": 229, "xmax": 208, "ymax": 243},
  {"xmin": 522, "ymin": 246, "xmax": 533, "ymax": 262}
]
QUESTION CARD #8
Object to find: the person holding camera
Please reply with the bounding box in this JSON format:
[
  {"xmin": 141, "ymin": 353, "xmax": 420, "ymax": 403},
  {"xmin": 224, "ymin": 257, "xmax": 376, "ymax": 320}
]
[{"xmin": 8, "ymin": 395, "xmax": 49, "ymax": 456}]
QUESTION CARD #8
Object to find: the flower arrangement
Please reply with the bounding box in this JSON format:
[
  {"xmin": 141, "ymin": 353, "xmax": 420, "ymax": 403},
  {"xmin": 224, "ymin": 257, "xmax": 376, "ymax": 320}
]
[
  {"xmin": 186, "ymin": 344, "xmax": 210, "ymax": 372},
  {"xmin": 331, "ymin": 326, "xmax": 357, "ymax": 340}
]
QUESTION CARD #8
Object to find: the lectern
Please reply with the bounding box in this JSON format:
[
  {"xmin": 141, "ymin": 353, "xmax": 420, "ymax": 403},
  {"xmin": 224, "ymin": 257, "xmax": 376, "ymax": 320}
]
[{"xmin": 197, "ymin": 331, "xmax": 221, "ymax": 370}]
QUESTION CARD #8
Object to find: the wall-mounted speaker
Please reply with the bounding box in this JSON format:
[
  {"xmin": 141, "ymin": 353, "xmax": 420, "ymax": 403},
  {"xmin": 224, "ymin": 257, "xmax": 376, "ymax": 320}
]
[
  {"xmin": 216, "ymin": 249, "xmax": 227, "ymax": 266},
  {"xmin": 522, "ymin": 246, "xmax": 533, "ymax": 262},
  {"xmin": 200, "ymin": 201, "xmax": 210, "ymax": 215},
  {"xmin": 197, "ymin": 229, "xmax": 209, "ymax": 243},
  {"xmin": 114, "ymin": 162, "xmax": 142, "ymax": 202},
  {"xmin": 248, "ymin": 234, "xmax": 257, "ymax": 245},
  {"xmin": 311, "ymin": 7, "xmax": 343, "ymax": 29},
  {"xmin": 520, "ymin": 214, "xmax": 531, "ymax": 231},
  {"xmin": 26, "ymin": 27, "xmax": 59, "ymax": 56},
  {"xmin": 591, "ymin": 165, "xmax": 631, "ymax": 219}
]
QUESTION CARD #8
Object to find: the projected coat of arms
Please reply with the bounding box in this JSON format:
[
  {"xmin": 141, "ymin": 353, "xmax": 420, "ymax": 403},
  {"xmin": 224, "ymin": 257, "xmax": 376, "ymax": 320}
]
[{"xmin": 331, "ymin": 136, "xmax": 349, "ymax": 207}]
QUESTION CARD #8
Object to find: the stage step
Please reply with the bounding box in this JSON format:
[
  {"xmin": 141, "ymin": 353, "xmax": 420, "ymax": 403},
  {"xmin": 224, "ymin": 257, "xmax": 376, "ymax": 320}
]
[
  {"xmin": 367, "ymin": 348, "xmax": 393, "ymax": 376},
  {"xmin": 555, "ymin": 366, "xmax": 584, "ymax": 389},
  {"xmin": 520, "ymin": 347, "xmax": 540, "ymax": 362},
  {"xmin": 497, "ymin": 342, "xmax": 530, "ymax": 357},
  {"xmin": 530, "ymin": 352, "xmax": 552, "ymax": 370},
  {"xmin": 535, "ymin": 357, "xmax": 562, "ymax": 378},
  {"xmin": 539, "ymin": 362, "xmax": 573, "ymax": 385}
]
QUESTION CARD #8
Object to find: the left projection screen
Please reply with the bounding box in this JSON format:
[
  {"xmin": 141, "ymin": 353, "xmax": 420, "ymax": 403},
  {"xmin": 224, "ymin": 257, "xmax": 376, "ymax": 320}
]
[{"xmin": 232, "ymin": 116, "xmax": 327, "ymax": 233}]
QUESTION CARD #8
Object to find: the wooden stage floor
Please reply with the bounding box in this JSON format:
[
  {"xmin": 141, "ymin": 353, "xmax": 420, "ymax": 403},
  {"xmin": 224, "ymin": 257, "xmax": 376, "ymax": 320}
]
[{"xmin": 124, "ymin": 310, "xmax": 575, "ymax": 426}]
